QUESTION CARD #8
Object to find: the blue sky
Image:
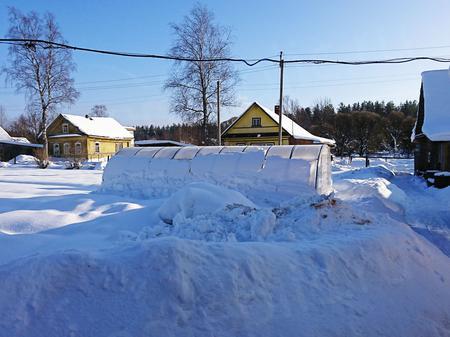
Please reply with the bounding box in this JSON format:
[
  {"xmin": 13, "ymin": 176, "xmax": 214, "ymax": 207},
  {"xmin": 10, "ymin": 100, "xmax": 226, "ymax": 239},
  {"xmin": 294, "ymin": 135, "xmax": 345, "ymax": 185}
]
[{"xmin": 1, "ymin": 0, "xmax": 450, "ymax": 126}]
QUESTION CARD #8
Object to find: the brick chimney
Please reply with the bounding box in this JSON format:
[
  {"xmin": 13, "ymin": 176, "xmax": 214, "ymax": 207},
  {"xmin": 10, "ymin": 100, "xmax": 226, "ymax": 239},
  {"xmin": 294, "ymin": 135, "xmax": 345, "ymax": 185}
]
[{"xmin": 274, "ymin": 105, "xmax": 280, "ymax": 115}]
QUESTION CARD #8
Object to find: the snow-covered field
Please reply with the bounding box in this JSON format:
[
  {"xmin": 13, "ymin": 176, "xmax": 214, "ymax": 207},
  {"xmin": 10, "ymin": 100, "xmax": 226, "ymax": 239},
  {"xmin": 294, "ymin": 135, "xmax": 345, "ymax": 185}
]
[{"xmin": 0, "ymin": 157, "xmax": 449, "ymax": 337}]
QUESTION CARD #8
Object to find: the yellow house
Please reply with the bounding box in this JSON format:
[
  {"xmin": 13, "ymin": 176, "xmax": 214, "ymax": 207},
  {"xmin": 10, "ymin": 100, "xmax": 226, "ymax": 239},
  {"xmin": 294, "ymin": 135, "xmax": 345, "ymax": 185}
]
[
  {"xmin": 222, "ymin": 102, "xmax": 334, "ymax": 146},
  {"xmin": 47, "ymin": 114, "xmax": 134, "ymax": 161}
]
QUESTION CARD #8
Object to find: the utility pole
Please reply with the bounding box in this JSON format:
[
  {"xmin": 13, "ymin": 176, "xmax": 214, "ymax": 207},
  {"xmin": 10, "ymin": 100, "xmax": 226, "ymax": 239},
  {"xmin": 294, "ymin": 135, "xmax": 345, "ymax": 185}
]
[
  {"xmin": 217, "ymin": 80, "xmax": 221, "ymax": 146},
  {"xmin": 278, "ymin": 51, "xmax": 284, "ymax": 145}
]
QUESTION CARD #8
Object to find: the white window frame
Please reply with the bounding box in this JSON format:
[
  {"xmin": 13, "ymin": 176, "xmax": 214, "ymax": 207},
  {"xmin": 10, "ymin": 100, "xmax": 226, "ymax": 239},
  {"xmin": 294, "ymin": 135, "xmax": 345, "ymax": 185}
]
[
  {"xmin": 95, "ymin": 142, "xmax": 100, "ymax": 153},
  {"xmin": 115, "ymin": 143, "xmax": 123, "ymax": 152},
  {"xmin": 63, "ymin": 143, "xmax": 70, "ymax": 155},
  {"xmin": 53, "ymin": 143, "xmax": 60, "ymax": 156},
  {"xmin": 62, "ymin": 123, "xmax": 69, "ymax": 134},
  {"xmin": 251, "ymin": 117, "xmax": 261, "ymax": 127},
  {"xmin": 75, "ymin": 142, "xmax": 82, "ymax": 155}
]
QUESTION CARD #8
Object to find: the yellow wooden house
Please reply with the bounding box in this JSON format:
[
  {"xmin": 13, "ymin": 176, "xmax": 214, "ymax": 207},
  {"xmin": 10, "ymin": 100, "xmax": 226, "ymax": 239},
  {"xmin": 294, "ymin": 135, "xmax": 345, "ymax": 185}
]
[
  {"xmin": 47, "ymin": 114, "xmax": 134, "ymax": 160},
  {"xmin": 222, "ymin": 102, "xmax": 334, "ymax": 146}
]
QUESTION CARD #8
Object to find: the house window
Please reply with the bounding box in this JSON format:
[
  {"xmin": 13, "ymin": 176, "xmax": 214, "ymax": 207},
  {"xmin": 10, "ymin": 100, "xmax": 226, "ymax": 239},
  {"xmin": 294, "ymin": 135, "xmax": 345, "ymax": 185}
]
[
  {"xmin": 62, "ymin": 123, "xmax": 69, "ymax": 134},
  {"xmin": 251, "ymin": 117, "xmax": 261, "ymax": 127},
  {"xmin": 75, "ymin": 142, "xmax": 82, "ymax": 155},
  {"xmin": 63, "ymin": 143, "xmax": 70, "ymax": 155},
  {"xmin": 53, "ymin": 143, "xmax": 60, "ymax": 156},
  {"xmin": 115, "ymin": 143, "xmax": 123, "ymax": 152},
  {"xmin": 95, "ymin": 142, "xmax": 100, "ymax": 153}
]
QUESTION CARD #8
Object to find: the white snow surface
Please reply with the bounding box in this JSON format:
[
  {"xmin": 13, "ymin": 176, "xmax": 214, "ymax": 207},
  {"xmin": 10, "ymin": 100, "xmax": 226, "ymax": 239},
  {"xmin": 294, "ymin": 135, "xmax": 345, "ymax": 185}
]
[
  {"xmin": 158, "ymin": 182, "xmax": 256, "ymax": 223},
  {"xmin": 421, "ymin": 69, "xmax": 450, "ymax": 141},
  {"xmin": 0, "ymin": 158, "xmax": 449, "ymax": 336},
  {"xmin": 62, "ymin": 114, "xmax": 134, "ymax": 139}
]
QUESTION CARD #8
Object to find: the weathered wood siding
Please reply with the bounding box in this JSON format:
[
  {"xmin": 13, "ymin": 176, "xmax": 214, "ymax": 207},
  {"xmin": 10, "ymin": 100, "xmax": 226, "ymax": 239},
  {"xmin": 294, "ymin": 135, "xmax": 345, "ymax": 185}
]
[{"xmin": 222, "ymin": 104, "xmax": 290, "ymax": 145}]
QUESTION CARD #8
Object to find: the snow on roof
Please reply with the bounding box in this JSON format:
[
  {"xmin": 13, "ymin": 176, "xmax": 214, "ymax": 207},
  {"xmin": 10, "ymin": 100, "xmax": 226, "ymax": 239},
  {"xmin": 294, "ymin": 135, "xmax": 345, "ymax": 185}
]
[
  {"xmin": 11, "ymin": 137, "xmax": 30, "ymax": 144},
  {"xmin": 421, "ymin": 69, "xmax": 450, "ymax": 141},
  {"xmin": 252, "ymin": 102, "xmax": 335, "ymax": 145},
  {"xmin": 0, "ymin": 127, "xmax": 41, "ymax": 147},
  {"xmin": 61, "ymin": 114, "xmax": 134, "ymax": 139},
  {"xmin": 0, "ymin": 139, "xmax": 43, "ymax": 148},
  {"xmin": 0, "ymin": 126, "xmax": 12, "ymax": 141},
  {"xmin": 48, "ymin": 134, "xmax": 83, "ymax": 138}
]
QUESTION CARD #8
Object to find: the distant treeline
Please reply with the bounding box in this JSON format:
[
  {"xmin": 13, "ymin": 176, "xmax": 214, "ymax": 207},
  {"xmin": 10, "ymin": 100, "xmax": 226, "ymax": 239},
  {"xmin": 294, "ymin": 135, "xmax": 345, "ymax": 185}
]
[
  {"xmin": 284, "ymin": 98, "xmax": 417, "ymax": 156},
  {"xmin": 135, "ymin": 99, "xmax": 417, "ymax": 156},
  {"xmin": 134, "ymin": 119, "xmax": 234, "ymax": 146}
]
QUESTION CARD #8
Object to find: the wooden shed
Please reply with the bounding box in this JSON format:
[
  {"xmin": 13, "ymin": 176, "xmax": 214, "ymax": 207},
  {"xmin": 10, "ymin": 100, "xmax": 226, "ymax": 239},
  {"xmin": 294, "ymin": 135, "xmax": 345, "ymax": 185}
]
[
  {"xmin": 0, "ymin": 126, "xmax": 42, "ymax": 162},
  {"xmin": 412, "ymin": 69, "xmax": 450, "ymax": 187}
]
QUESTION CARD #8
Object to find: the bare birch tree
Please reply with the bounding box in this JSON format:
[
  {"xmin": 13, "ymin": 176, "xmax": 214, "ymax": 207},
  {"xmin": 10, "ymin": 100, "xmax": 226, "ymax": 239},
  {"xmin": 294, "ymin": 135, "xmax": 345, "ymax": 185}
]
[
  {"xmin": 0, "ymin": 105, "xmax": 7, "ymax": 128},
  {"xmin": 3, "ymin": 8, "xmax": 79, "ymax": 165},
  {"xmin": 91, "ymin": 104, "xmax": 108, "ymax": 117},
  {"xmin": 165, "ymin": 4, "xmax": 238, "ymax": 144}
]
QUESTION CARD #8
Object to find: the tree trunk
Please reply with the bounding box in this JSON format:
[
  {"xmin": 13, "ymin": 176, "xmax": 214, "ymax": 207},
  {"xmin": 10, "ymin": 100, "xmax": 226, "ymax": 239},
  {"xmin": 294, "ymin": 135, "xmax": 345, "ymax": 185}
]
[
  {"xmin": 41, "ymin": 108, "xmax": 49, "ymax": 165},
  {"xmin": 200, "ymin": 83, "xmax": 208, "ymax": 144}
]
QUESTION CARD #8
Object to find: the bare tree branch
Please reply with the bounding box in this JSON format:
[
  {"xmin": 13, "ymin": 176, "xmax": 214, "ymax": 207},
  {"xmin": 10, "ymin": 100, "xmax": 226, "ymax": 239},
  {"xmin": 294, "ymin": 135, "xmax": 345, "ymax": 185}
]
[
  {"xmin": 2, "ymin": 8, "xmax": 79, "ymax": 164},
  {"xmin": 164, "ymin": 4, "xmax": 239, "ymax": 144}
]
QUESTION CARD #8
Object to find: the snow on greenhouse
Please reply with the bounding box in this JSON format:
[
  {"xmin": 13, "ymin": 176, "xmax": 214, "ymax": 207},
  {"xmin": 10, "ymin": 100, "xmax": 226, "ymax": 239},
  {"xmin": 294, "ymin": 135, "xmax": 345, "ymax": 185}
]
[{"xmin": 101, "ymin": 145, "xmax": 332, "ymax": 203}]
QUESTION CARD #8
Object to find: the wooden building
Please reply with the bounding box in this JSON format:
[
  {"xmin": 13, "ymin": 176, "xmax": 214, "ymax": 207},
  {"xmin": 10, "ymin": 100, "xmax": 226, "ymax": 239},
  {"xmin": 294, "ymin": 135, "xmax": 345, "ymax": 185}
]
[
  {"xmin": 221, "ymin": 102, "xmax": 334, "ymax": 146},
  {"xmin": 0, "ymin": 126, "xmax": 42, "ymax": 162},
  {"xmin": 47, "ymin": 114, "xmax": 134, "ymax": 161},
  {"xmin": 413, "ymin": 70, "xmax": 450, "ymax": 180}
]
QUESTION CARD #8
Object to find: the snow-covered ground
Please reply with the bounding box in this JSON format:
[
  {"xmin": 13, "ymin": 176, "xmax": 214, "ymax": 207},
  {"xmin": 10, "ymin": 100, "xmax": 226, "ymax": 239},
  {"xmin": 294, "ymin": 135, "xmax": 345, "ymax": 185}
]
[
  {"xmin": 0, "ymin": 157, "xmax": 449, "ymax": 337},
  {"xmin": 333, "ymin": 157, "xmax": 450, "ymax": 256}
]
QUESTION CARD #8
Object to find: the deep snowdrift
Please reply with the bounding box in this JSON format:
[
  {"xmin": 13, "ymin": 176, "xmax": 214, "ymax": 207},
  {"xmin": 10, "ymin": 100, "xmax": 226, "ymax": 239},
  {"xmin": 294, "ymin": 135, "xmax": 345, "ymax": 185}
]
[
  {"xmin": 334, "ymin": 161, "xmax": 450, "ymax": 256},
  {"xmin": 1, "ymin": 221, "xmax": 449, "ymax": 337},
  {"xmin": 0, "ymin": 162, "xmax": 449, "ymax": 337}
]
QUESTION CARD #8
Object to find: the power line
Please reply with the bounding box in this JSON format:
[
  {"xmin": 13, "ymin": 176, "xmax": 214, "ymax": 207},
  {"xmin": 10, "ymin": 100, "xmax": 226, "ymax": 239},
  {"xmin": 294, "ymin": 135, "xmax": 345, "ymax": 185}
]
[
  {"xmin": 239, "ymin": 77, "xmax": 418, "ymax": 92},
  {"xmin": 0, "ymin": 39, "xmax": 277, "ymax": 66},
  {"xmin": 0, "ymin": 72, "xmax": 423, "ymax": 94},
  {"xmin": 2, "ymin": 38, "xmax": 450, "ymax": 66},
  {"xmin": 284, "ymin": 44, "xmax": 450, "ymax": 57},
  {"xmin": 239, "ymin": 72, "xmax": 419, "ymax": 87}
]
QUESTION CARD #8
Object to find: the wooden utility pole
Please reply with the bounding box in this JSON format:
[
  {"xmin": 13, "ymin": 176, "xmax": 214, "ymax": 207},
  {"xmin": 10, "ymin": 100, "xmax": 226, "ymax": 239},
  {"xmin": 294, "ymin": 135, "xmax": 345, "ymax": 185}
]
[
  {"xmin": 278, "ymin": 51, "xmax": 284, "ymax": 145},
  {"xmin": 217, "ymin": 80, "xmax": 221, "ymax": 146}
]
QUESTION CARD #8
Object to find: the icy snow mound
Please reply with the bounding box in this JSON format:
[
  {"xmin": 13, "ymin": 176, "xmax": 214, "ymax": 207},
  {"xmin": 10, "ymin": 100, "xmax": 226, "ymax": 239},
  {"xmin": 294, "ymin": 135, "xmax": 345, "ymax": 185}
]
[
  {"xmin": 158, "ymin": 182, "xmax": 256, "ymax": 224},
  {"xmin": 138, "ymin": 195, "xmax": 375, "ymax": 243},
  {"xmin": 334, "ymin": 164, "xmax": 395, "ymax": 180},
  {"xmin": 333, "ymin": 164, "xmax": 450, "ymax": 256},
  {"xmin": 333, "ymin": 165, "xmax": 407, "ymax": 213},
  {"xmin": 152, "ymin": 204, "xmax": 276, "ymax": 242},
  {"xmin": 8, "ymin": 155, "xmax": 38, "ymax": 166}
]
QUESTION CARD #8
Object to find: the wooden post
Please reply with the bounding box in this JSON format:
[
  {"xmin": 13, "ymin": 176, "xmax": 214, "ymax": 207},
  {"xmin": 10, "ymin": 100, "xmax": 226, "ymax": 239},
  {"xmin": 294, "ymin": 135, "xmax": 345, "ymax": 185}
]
[
  {"xmin": 217, "ymin": 80, "xmax": 221, "ymax": 146},
  {"xmin": 278, "ymin": 51, "xmax": 284, "ymax": 145}
]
